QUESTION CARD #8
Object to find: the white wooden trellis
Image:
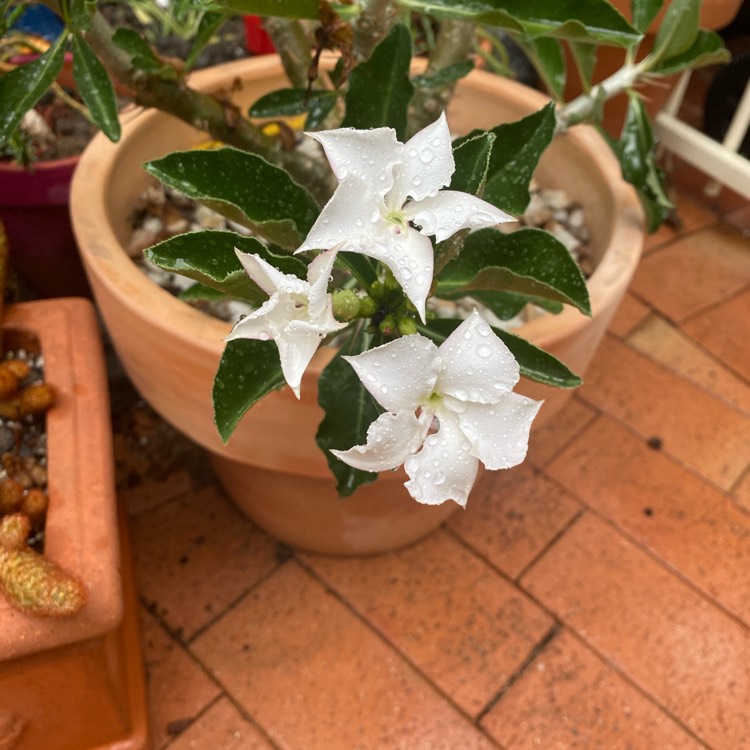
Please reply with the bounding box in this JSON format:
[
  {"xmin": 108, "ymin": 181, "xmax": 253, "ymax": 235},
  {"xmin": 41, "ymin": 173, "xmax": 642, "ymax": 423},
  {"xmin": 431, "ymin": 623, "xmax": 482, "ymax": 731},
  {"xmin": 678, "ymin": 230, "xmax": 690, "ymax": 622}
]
[{"xmin": 654, "ymin": 69, "xmax": 750, "ymax": 199}]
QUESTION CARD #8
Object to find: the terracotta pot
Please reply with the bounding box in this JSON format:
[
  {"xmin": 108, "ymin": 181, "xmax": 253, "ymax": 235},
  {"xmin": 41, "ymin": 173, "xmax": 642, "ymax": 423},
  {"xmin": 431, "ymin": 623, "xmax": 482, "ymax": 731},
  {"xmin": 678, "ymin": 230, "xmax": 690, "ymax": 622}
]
[
  {"xmin": 0, "ymin": 299, "xmax": 148, "ymax": 750},
  {"xmin": 71, "ymin": 56, "xmax": 643, "ymax": 555},
  {"xmin": 567, "ymin": 0, "xmax": 744, "ymax": 136}
]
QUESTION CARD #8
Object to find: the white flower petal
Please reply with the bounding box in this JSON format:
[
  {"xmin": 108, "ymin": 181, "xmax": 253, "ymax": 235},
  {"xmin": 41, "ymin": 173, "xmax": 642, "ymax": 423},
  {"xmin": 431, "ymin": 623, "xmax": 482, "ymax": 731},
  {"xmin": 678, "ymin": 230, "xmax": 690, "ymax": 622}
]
[
  {"xmin": 307, "ymin": 127, "xmax": 401, "ymax": 194},
  {"xmin": 331, "ymin": 410, "xmax": 426, "ymax": 472},
  {"xmin": 344, "ymin": 334, "xmax": 439, "ymax": 412},
  {"xmin": 406, "ymin": 191, "xmax": 515, "ymax": 243},
  {"xmin": 437, "ymin": 310, "xmax": 520, "ymax": 403},
  {"xmin": 296, "ymin": 179, "xmax": 386, "ymax": 254},
  {"xmin": 404, "ymin": 411, "xmax": 478, "ymax": 507},
  {"xmin": 456, "ymin": 394, "xmax": 542, "ymax": 470},
  {"xmin": 275, "ymin": 330, "xmax": 324, "ymax": 399},
  {"xmin": 306, "ymin": 248, "xmax": 339, "ymax": 319},
  {"xmin": 235, "ymin": 250, "xmax": 307, "ymax": 296},
  {"xmin": 224, "ymin": 296, "xmax": 280, "ymax": 341},
  {"xmin": 363, "ymin": 228, "xmax": 434, "ymax": 323},
  {"xmin": 389, "ymin": 112, "xmax": 454, "ymax": 208}
]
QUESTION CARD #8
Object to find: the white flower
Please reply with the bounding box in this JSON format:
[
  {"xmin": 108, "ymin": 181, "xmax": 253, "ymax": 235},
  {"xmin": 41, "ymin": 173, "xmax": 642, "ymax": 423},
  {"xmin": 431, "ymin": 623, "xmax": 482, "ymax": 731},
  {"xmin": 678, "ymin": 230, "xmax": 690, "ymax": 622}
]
[
  {"xmin": 331, "ymin": 311, "xmax": 542, "ymax": 506},
  {"xmin": 296, "ymin": 113, "xmax": 514, "ymax": 321},
  {"xmin": 226, "ymin": 248, "xmax": 346, "ymax": 398}
]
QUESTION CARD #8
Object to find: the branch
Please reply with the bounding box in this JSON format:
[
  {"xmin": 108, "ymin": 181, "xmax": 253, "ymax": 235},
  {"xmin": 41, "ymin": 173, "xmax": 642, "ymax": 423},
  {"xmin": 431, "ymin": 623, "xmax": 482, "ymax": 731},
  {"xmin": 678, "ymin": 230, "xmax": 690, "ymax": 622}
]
[
  {"xmin": 353, "ymin": 0, "xmax": 397, "ymax": 61},
  {"xmin": 263, "ymin": 17, "xmax": 311, "ymax": 90}
]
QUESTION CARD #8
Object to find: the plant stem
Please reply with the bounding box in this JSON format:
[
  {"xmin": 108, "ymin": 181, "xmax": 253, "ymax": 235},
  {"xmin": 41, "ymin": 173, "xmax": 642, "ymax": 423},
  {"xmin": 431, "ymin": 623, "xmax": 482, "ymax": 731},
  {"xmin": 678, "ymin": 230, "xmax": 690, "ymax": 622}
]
[
  {"xmin": 353, "ymin": 0, "xmax": 397, "ymax": 61},
  {"xmin": 408, "ymin": 19, "xmax": 475, "ymax": 137},
  {"xmin": 263, "ymin": 17, "xmax": 311, "ymax": 90}
]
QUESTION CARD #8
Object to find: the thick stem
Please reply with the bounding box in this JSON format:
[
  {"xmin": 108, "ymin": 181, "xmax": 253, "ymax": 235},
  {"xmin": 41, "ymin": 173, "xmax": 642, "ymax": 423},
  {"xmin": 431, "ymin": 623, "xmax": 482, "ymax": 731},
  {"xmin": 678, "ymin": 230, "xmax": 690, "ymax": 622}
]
[
  {"xmin": 263, "ymin": 17, "xmax": 311, "ymax": 90},
  {"xmin": 408, "ymin": 20, "xmax": 475, "ymax": 137},
  {"xmin": 353, "ymin": 0, "xmax": 397, "ymax": 61}
]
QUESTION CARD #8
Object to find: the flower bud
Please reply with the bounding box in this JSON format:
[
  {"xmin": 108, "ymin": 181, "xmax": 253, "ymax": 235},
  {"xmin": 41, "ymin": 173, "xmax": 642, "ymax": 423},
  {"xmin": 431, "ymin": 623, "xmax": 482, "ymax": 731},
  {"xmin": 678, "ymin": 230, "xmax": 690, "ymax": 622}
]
[
  {"xmin": 397, "ymin": 317, "xmax": 417, "ymax": 336},
  {"xmin": 332, "ymin": 290, "xmax": 361, "ymax": 322},
  {"xmin": 358, "ymin": 296, "xmax": 378, "ymax": 318},
  {"xmin": 378, "ymin": 314, "xmax": 397, "ymax": 337}
]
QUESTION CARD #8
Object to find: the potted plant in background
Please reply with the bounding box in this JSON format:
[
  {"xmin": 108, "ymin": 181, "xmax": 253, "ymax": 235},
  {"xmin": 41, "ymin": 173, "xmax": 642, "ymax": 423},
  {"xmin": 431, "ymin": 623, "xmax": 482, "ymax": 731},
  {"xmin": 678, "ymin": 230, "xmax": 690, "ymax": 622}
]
[
  {"xmin": 0, "ymin": 222, "xmax": 148, "ymax": 749},
  {"xmin": 1, "ymin": 0, "xmax": 729, "ymax": 554}
]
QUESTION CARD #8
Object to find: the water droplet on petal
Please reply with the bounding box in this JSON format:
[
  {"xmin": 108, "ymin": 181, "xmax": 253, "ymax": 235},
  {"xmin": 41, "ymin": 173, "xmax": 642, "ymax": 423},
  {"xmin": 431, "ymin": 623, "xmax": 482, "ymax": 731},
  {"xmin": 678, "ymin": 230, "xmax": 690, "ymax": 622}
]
[
  {"xmin": 433, "ymin": 470, "xmax": 445, "ymax": 485},
  {"xmin": 419, "ymin": 149, "xmax": 434, "ymax": 164},
  {"xmin": 477, "ymin": 345, "xmax": 492, "ymax": 358}
]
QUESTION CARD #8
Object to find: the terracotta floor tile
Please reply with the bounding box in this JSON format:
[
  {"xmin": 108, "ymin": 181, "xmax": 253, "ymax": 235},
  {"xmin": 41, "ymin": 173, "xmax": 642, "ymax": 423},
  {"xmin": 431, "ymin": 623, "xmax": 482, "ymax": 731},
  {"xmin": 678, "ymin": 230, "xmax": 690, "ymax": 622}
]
[
  {"xmin": 683, "ymin": 289, "xmax": 750, "ymax": 383},
  {"xmin": 521, "ymin": 514, "xmax": 750, "ymax": 749},
  {"xmin": 191, "ymin": 562, "xmax": 498, "ymax": 750},
  {"xmin": 122, "ymin": 468, "xmax": 194, "ymax": 516},
  {"xmin": 627, "ymin": 314, "xmax": 750, "ymax": 414},
  {"xmin": 448, "ymin": 465, "xmax": 580, "ymax": 579},
  {"xmin": 168, "ymin": 698, "xmax": 274, "ymax": 750},
  {"xmin": 304, "ymin": 529, "xmax": 553, "ymax": 716},
  {"xmin": 132, "ymin": 486, "xmax": 279, "ymax": 642},
  {"xmin": 643, "ymin": 193, "xmax": 717, "ymax": 253},
  {"xmin": 725, "ymin": 203, "xmax": 750, "ymax": 235},
  {"xmin": 526, "ymin": 396, "xmax": 599, "ymax": 468},
  {"xmin": 481, "ymin": 630, "xmax": 704, "ymax": 750},
  {"xmin": 733, "ymin": 469, "xmax": 750, "ymax": 513},
  {"xmin": 579, "ymin": 336, "xmax": 750, "ymax": 489},
  {"xmin": 629, "ymin": 225, "xmax": 750, "ymax": 322},
  {"xmin": 606, "ymin": 293, "xmax": 652, "ymax": 338},
  {"xmin": 140, "ymin": 607, "xmax": 221, "ymax": 750},
  {"xmin": 547, "ymin": 416, "xmax": 750, "ymax": 625}
]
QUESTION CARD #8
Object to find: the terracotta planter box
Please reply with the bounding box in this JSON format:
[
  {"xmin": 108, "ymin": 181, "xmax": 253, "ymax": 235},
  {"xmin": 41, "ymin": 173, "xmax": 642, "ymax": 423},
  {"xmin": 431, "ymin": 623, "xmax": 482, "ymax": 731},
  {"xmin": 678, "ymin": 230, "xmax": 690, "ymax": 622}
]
[
  {"xmin": 0, "ymin": 299, "xmax": 148, "ymax": 750},
  {"xmin": 71, "ymin": 57, "xmax": 643, "ymax": 554}
]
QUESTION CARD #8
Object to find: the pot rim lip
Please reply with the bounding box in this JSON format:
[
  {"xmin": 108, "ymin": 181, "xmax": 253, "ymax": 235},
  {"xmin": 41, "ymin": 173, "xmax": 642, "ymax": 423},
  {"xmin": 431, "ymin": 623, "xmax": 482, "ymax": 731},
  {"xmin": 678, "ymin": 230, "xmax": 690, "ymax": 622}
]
[
  {"xmin": 0, "ymin": 153, "xmax": 80, "ymax": 173},
  {"xmin": 72, "ymin": 54, "xmax": 643, "ymax": 377}
]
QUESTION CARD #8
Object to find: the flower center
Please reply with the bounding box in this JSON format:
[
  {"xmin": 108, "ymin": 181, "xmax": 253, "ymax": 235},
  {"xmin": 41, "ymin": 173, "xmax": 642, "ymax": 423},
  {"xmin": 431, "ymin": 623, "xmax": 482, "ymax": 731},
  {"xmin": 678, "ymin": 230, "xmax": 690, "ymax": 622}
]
[
  {"xmin": 290, "ymin": 292, "xmax": 309, "ymax": 320},
  {"xmin": 384, "ymin": 209, "xmax": 408, "ymax": 233}
]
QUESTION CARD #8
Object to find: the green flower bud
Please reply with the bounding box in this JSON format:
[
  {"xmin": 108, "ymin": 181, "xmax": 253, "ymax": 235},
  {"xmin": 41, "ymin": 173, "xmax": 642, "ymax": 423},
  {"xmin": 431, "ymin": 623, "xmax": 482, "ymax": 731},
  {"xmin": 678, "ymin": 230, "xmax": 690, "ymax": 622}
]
[
  {"xmin": 379, "ymin": 314, "xmax": 397, "ymax": 337},
  {"xmin": 358, "ymin": 295, "xmax": 378, "ymax": 318},
  {"xmin": 397, "ymin": 317, "xmax": 418, "ymax": 336},
  {"xmin": 332, "ymin": 290, "xmax": 361, "ymax": 322},
  {"xmin": 383, "ymin": 271, "xmax": 401, "ymax": 292},
  {"xmin": 370, "ymin": 281, "xmax": 385, "ymax": 301}
]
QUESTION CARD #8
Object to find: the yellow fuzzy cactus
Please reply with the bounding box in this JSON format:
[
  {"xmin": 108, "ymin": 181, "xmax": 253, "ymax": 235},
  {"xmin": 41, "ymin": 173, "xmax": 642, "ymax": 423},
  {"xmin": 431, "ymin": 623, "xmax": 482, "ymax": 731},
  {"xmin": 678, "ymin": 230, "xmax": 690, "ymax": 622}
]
[{"xmin": 0, "ymin": 513, "xmax": 86, "ymax": 617}]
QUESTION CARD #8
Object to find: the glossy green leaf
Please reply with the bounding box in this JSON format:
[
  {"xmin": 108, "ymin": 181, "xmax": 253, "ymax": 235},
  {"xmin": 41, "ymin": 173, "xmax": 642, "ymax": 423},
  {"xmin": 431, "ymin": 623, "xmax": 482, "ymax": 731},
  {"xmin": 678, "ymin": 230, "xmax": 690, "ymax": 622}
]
[
  {"xmin": 450, "ymin": 131, "xmax": 495, "ymax": 196},
  {"xmin": 631, "ymin": 0, "xmax": 664, "ymax": 32},
  {"xmin": 316, "ymin": 329, "xmax": 381, "ymax": 497},
  {"xmin": 440, "ymin": 289, "xmax": 563, "ymax": 319},
  {"xmin": 213, "ymin": 339, "xmax": 286, "ymax": 443},
  {"xmin": 248, "ymin": 88, "xmax": 339, "ymax": 130},
  {"xmin": 419, "ymin": 318, "xmax": 581, "ymax": 388},
  {"xmin": 72, "ymin": 35, "xmax": 120, "ymax": 142},
  {"xmin": 568, "ymin": 40, "xmax": 598, "ymax": 90},
  {"xmin": 454, "ymin": 103, "xmax": 556, "ymax": 215},
  {"xmin": 650, "ymin": 30, "xmax": 729, "ymax": 75},
  {"xmin": 145, "ymin": 148, "xmax": 320, "ymax": 249},
  {"xmin": 651, "ymin": 0, "xmax": 700, "ymax": 62},
  {"xmin": 64, "ymin": 0, "xmax": 96, "ymax": 31},
  {"xmin": 438, "ymin": 227, "xmax": 591, "ymax": 315},
  {"xmin": 343, "ymin": 23, "xmax": 414, "ymax": 139},
  {"xmin": 178, "ymin": 282, "xmax": 227, "ymax": 301},
  {"xmin": 0, "ymin": 32, "xmax": 66, "ymax": 145},
  {"xmin": 336, "ymin": 252, "xmax": 378, "ymax": 291},
  {"xmin": 111, "ymin": 28, "xmax": 177, "ymax": 78},
  {"xmin": 521, "ymin": 37, "xmax": 566, "ymax": 101},
  {"xmin": 616, "ymin": 94, "xmax": 672, "ymax": 231},
  {"xmin": 398, "ymin": 0, "xmax": 640, "ymax": 47},
  {"xmin": 207, "ymin": 0, "xmax": 318, "ymax": 18},
  {"xmin": 412, "ymin": 60, "xmax": 474, "ymax": 88},
  {"xmin": 145, "ymin": 230, "xmax": 306, "ymax": 302}
]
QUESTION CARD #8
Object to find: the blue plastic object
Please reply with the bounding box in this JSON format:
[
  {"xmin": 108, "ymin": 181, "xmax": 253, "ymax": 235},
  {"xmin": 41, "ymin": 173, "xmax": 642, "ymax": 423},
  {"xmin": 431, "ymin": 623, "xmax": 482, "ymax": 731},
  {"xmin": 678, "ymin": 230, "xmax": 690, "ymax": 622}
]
[{"xmin": 10, "ymin": 5, "xmax": 65, "ymax": 41}]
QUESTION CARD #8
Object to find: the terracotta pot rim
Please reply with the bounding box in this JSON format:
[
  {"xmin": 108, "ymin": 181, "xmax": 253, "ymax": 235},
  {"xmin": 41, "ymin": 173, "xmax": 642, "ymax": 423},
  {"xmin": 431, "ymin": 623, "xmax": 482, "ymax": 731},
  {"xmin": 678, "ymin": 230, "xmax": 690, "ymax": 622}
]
[
  {"xmin": 73, "ymin": 55, "xmax": 643, "ymax": 377},
  {"xmin": 0, "ymin": 153, "xmax": 80, "ymax": 172}
]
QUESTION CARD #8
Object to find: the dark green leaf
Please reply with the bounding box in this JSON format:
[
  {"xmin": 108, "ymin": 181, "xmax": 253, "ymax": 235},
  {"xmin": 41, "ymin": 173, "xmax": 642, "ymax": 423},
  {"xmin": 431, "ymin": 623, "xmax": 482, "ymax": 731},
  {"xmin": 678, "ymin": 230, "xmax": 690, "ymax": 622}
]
[
  {"xmin": 419, "ymin": 318, "xmax": 582, "ymax": 388},
  {"xmin": 412, "ymin": 60, "xmax": 474, "ymax": 88},
  {"xmin": 343, "ymin": 23, "xmax": 414, "ymax": 139},
  {"xmin": 650, "ymin": 30, "xmax": 729, "ymax": 75},
  {"xmin": 438, "ymin": 227, "xmax": 591, "ymax": 315},
  {"xmin": 248, "ymin": 88, "xmax": 339, "ymax": 130},
  {"xmin": 0, "ymin": 32, "xmax": 66, "ymax": 145},
  {"xmin": 568, "ymin": 40, "xmax": 598, "ymax": 90},
  {"xmin": 145, "ymin": 230, "xmax": 306, "ymax": 302},
  {"xmin": 179, "ymin": 282, "xmax": 227, "ymax": 301},
  {"xmin": 450, "ymin": 131, "xmax": 495, "ymax": 196},
  {"xmin": 145, "ymin": 147, "xmax": 320, "ymax": 249},
  {"xmin": 616, "ymin": 94, "xmax": 672, "ymax": 231},
  {"xmin": 316, "ymin": 328, "xmax": 381, "ymax": 497},
  {"xmin": 207, "ymin": 0, "xmax": 318, "ymax": 18},
  {"xmin": 71, "ymin": 34, "xmax": 120, "ymax": 142},
  {"xmin": 631, "ymin": 0, "xmax": 663, "ymax": 32},
  {"xmin": 64, "ymin": 0, "xmax": 96, "ymax": 31},
  {"xmin": 111, "ymin": 28, "xmax": 177, "ymax": 78},
  {"xmin": 521, "ymin": 37, "xmax": 566, "ymax": 101},
  {"xmin": 398, "ymin": 0, "xmax": 641, "ymax": 47},
  {"xmin": 337, "ymin": 252, "xmax": 378, "ymax": 290},
  {"xmin": 651, "ymin": 0, "xmax": 700, "ymax": 61},
  {"xmin": 213, "ymin": 339, "xmax": 286, "ymax": 443},
  {"xmin": 454, "ymin": 103, "xmax": 556, "ymax": 215},
  {"xmin": 185, "ymin": 12, "xmax": 227, "ymax": 71},
  {"xmin": 440, "ymin": 289, "xmax": 563, "ymax": 319}
]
